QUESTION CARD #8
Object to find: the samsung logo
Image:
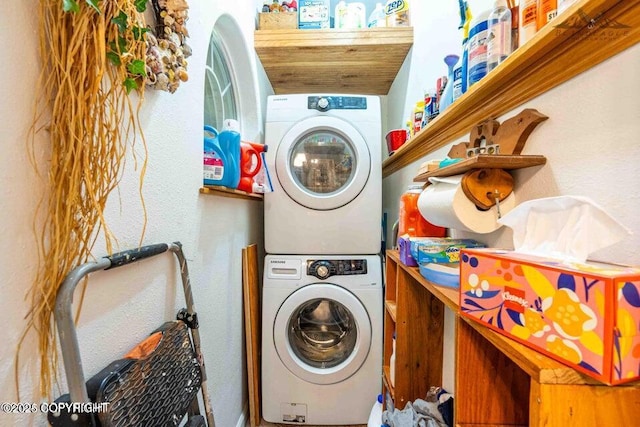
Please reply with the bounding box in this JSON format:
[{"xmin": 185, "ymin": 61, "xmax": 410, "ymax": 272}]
[
  {"xmin": 271, "ymin": 97, "xmax": 288, "ymax": 102},
  {"xmin": 270, "ymin": 260, "xmax": 287, "ymax": 264}
]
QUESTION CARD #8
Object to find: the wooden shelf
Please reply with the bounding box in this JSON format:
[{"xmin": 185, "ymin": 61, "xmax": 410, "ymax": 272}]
[
  {"xmin": 382, "ymin": 0, "xmax": 640, "ymax": 177},
  {"xmin": 384, "ymin": 249, "xmax": 640, "ymax": 426},
  {"xmin": 414, "ymin": 154, "xmax": 547, "ymax": 182},
  {"xmin": 254, "ymin": 27, "xmax": 413, "ymax": 95},
  {"xmin": 385, "ymin": 300, "xmax": 397, "ymax": 322},
  {"xmin": 199, "ymin": 186, "xmax": 264, "ymax": 201}
]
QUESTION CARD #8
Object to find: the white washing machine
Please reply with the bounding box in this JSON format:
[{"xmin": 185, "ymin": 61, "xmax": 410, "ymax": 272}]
[
  {"xmin": 262, "ymin": 254, "xmax": 383, "ymax": 425},
  {"xmin": 264, "ymin": 94, "xmax": 382, "ymax": 255}
]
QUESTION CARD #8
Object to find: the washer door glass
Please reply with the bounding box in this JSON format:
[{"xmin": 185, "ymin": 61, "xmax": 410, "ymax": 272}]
[
  {"xmin": 274, "ymin": 283, "xmax": 372, "ymax": 385},
  {"xmin": 276, "ymin": 116, "xmax": 371, "ymax": 211},
  {"xmin": 288, "ymin": 298, "xmax": 356, "ymax": 369}
]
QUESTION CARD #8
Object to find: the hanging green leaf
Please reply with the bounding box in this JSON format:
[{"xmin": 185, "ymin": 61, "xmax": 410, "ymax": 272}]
[
  {"xmin": 134, "ymin": 0, "xmax": 148, "ymax": 13},
  {"xmin": 109, "ymin": 36, "xmax": 129, "ymax": 54},
  {"xmin": 124, "ymin": 78, "xmax": 139, "ymax": 94},
  {"xmin": 62, "ymin": 0, "xmax": 80, "ymax": 13},
  {"xmin": 85, "ymin": 0, "xmax": 101, "ymax": 14},
  {"xmin": 132, "ymin": 26, "xmax": 150, "ymax": 40},
  {"xmin": 127, "ymin": 60, "xmax": 147, "ymax": 76},
  {"xmin": 106, "ymin": 51, "xmax": 121, "ymax": 66},
  {"xmin": 111, "ymin": 11, "xmax": 128, "ymax": 33}
]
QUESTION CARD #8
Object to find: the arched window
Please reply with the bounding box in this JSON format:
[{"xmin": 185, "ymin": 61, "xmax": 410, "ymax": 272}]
[{"xmin": 204, "ymin": 30, "xmax": 237, "ymax": 131}]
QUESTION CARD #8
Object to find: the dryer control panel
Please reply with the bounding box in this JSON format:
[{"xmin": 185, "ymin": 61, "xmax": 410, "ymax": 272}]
[
  {"xmin": 307, "ymin": 259, "xmax": 368, "ymax": 279},
  {"xmin": 308, "ymin": 96, "xmax": 367, "ymax": 112}
]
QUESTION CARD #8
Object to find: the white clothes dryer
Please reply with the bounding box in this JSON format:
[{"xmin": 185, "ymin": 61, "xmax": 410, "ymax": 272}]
[
  {"xmin": 262, "ymin": 254, "xmax": 383, "ymax": 425},
  {"xmin": 264, "ymin": 94, "xmax": 382, "ymax": 255}
]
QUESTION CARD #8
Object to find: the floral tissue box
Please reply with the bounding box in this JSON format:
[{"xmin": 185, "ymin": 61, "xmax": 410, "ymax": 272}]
[{"xmin": 459, "ymin": 248, "xmax": 640, "ymax": 385}]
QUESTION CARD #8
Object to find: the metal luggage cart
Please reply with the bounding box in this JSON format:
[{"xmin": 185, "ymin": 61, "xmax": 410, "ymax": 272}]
[{"xmin": 47, "ymin": 242, "xmax": 216, "ymax": 427}]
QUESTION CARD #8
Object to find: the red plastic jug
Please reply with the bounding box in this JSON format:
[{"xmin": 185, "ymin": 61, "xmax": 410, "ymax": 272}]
[{"xmin": 237, "ymin": 142, "xmax": 268, "ymax": 193}]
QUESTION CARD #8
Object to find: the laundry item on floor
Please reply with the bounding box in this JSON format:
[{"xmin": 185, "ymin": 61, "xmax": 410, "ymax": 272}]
[{"xmin": 382, "ymin": 398, "xmax": 448, "ymax": 427}]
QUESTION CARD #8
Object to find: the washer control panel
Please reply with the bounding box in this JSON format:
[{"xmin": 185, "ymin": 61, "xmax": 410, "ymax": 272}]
[
  {"xmin": 308, "ymin": 96, "xmax": 367, "ymax": 112},
  {"xmin": 307, "ymin": 259, "xmax": 368, "ymax": 279}
]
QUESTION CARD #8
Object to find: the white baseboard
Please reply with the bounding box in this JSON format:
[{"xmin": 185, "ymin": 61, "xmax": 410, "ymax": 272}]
[{"xmin": 235, "ymin": 402, "xmax": 249, "ymax": 427}]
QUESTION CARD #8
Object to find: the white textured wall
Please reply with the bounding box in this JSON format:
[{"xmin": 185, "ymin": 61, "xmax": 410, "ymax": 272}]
[
  {"xmin": 384, "ymin": 2, "xmax": 640, "ymax": 394},
  {"xmin": 1, "ymin": 2, "xmax": 270, "ymax": 426}
]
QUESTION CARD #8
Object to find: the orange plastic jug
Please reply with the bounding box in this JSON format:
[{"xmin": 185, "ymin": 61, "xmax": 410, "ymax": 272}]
[
  {"xmin": 398, "ymin": 184, "xmax": 447, "ymax": 237},
  {"xmin": 237, "ymin": 142, "xmax": 267, "ymax": 193}
]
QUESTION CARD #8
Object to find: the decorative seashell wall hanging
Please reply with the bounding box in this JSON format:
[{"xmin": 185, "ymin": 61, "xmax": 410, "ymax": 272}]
[{"xmin": 146, "ymin": 0, "xmax": 191, "ymax": 93}]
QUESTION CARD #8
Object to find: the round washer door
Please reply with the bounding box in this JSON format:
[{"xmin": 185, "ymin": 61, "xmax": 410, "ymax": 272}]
[
  {"xmin": 273, "ymin": 283, "xmax": 372, "ymax": 385},
  {"xmin": 275, "ymin": 116, "xmax": 371, "ymax": 210}
]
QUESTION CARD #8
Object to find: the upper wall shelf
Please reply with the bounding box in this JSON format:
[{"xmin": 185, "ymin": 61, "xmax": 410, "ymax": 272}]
[
  {"xmin": 382, "ymin": 0, "xmax": 640, "ymax": 178},
  {"xmin": 254, "ymin": 27, "xmax": 413, "ymax": 95}
]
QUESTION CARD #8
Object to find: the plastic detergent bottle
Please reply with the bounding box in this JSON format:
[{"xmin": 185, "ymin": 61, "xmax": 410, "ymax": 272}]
[
  {"xmin": 487, "ymin": 0, "xmax": 512, "ymax": 72},
  {"xmin": 385, "ymin": 0, "xmax": 410, "ymax": 27},
  {"xmin": 334, "ymin": 1, "xmax": 348, "ymax": 28},
  {"xmin": 467, "ymin": 8, "xmax": 491, "ymax": 88},
  {"xmin": 398, "ymin": 184, "xmax": 446, "ymax": 237},
  {"xmin": 519, "ymin": 0, "xmax": 538, "ymax": 45},
  {"xmin": 367, "ymin": 394, "xmax": 384, "ymax": 427},
  {"xmin": 203, "ymin": 126, "xmax": 221, "ymax": 186},
  {"xmin": 344, "ymin": 2, "xmax": 367, "ymax": 29},
  {"xmin": 204, "ymin": 119, "xmax": 241, "ymax": 189},
  {"xmin": 367, "ymin": 2, "xmax": 386, "ymax": 28}
]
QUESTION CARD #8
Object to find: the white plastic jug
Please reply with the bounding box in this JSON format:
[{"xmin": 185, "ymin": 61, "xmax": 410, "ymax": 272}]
[{"xmin": 367, "ymin": 394, "xmax": 383, "ymax": 427}]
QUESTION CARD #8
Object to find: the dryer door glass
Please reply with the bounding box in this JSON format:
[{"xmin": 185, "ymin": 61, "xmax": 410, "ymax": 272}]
[
  {"xmin": 275, "ymin": 116, "xmax": 371, "ymax": 211},
  {"xmin": 290, "ymin": 131, "xmax": 355, "ymax": 195},
  {"xmin": 288, "ymin": 298, "xmax": 356, "ymax": 368}
]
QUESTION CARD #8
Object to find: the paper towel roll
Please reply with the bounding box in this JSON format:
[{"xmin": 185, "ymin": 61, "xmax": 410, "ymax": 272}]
[{"xmin": 417, "ymin": 174, "xmax": 516, "ymax": 234}]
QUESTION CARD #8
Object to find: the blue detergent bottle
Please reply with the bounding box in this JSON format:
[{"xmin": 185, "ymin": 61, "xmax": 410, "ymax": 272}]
[{"xmin": 203, "ymin": 119, "xmax": 241, "ymax": 188}]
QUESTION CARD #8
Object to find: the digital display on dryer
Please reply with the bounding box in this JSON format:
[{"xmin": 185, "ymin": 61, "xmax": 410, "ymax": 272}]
[{"xmin": 308, "ymin": 96, "xmax": 367, "ymax": 111}]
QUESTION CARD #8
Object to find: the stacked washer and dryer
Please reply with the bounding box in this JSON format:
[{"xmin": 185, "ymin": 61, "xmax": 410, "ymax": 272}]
[{"xmin": 262, "ymin": 94, "xmax": 383, "ymax": 425}]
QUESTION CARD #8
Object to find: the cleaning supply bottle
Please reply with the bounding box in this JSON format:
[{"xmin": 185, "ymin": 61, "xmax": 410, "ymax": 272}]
[
  {"xmin": 537, "ymin": 0, "xmax": 558, "ymax": 31},
  {"xmin": 237, "ymin": 142, "xmax": 268, "ymax": 194},
  {"xmin": 467, "ymin": 8, "xmax": 491, "ymax": 88},
  {"xmin": 385, "ymin": 0, "xmax": 410, "ymax": 27},
  {"xmin": 205, "ymin": 119, "xmax": 241, "ymax": 189},
  {"xmin": 398, "ymin": 184, "xmax": 447, "ymax": 237},
  {"xmin": 439, "ymin": 54, "xmax": 459, "ymax": 113},
  {"xmin": 487, "ymin": 0, "xmax": 513, "ymax": 73},
  {"xmin": 519, "ymin": 0, "xmax": 538, "ymax": 45},
  {"xmin": 367, "ymin": 2, "xmax": 386, "ymax": 28},
  {"xmin": 367, "ymin": 394, "xmax": 384, "ymax": 427},
  {"xmin": 389, "ymin": 332, "xmax": 396, "ymax": 387},
  {"xmin": 453, "ymin": 0, "xmax": 472, "ymax": 101},
  {"xmin": 334, "ymin": 1, "xmax": 348, "ymax": 28},
  {"xmin": 203, "ymin": 126, "xmax": 222, "ymax": 186},
  {"xmin": 344, "ymin": 2, "xmax": 367, "ymax": 29}
]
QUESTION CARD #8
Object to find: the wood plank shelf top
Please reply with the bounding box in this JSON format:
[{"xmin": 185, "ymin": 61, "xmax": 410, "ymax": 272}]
[
  {"xmin": 254, "ymin": 27, "xmax": 413, "ymax": 95},
  {"xmin": 382, "ymin": 0, "xmax": 640, "ymax": 177},
  {"xmin": 199, "ymin": 186, "xmax": 264, "ymax": 201},
  {"xmin": 413, "ymin": 154, "xmax": 547, "ymax": 182}
]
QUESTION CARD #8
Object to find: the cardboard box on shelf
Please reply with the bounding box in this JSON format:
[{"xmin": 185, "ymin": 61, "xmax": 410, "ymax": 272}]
[
  {"xmin": 459, "ymin": 248, "xmax": 640, "ymax": 385},
  {"xmin": 298, "ymin": 0, "xmax": 330, "ymax": 29},
  {"xmin": 258, "ymin": 12, "xmax": 298, "ymax": 30}
]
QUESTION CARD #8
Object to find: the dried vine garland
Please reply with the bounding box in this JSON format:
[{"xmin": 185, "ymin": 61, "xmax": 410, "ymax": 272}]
[{"xmin": 19, "ymin": 0, "xmax": 150, "ymax": 398}]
